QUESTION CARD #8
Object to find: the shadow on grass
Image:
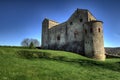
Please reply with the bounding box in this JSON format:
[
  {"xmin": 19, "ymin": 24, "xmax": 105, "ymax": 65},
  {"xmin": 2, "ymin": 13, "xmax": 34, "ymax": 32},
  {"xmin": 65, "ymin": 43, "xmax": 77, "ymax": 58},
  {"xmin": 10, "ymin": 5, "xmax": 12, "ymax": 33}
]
[
  {"xmin": 44, "ymin": 57, "xmax": 120, "ymax": 72},
  {"xmin": 17, "ymin": 50, "xmax": 120, "ymax": 72}
]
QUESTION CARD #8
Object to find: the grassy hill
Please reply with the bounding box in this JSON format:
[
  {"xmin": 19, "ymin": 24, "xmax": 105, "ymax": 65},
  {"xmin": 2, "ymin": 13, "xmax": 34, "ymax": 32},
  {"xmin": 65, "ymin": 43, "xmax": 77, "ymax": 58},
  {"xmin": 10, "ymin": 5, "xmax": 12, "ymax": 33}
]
[{"xmin": 0, "ymin": 47, "xmax": 120, "ymax": 80}]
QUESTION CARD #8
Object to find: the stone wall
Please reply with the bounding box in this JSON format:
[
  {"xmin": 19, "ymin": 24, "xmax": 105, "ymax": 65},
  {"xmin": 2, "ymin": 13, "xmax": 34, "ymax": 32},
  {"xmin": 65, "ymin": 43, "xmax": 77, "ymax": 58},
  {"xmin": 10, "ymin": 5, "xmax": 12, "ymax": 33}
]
[
  {"xmin": 48, "ymin": 20, "xmax": 59, "ymax": 29},
  {"xmin": 84, "ymin": 21, "xmax": 105, "ymax": 60},
  {"xmin": 87, "ymin": 11, "xmax": 96, "ymax": 21},
  {"xmin": 41, "ymin": 9, "xmax": 105, "ymax": 60},
  {"xmin": 47, "ymin": 9, "xmax": 90, "ymax": 54},
  {"xmin": 42, "ymin": 19, "xmax": 49, "ymax": 48},
  {"xmin": 48, "ymin": 22, "xmax": 67, "ymax": 49}
]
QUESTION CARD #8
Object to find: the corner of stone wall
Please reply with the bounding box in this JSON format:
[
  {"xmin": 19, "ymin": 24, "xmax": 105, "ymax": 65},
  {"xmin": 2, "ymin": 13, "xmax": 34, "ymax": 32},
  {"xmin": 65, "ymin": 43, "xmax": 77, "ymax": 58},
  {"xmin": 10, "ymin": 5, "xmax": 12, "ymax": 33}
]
[{"xmin": 93, "ymin": 53, "xmax": 106, "ymax": 61}]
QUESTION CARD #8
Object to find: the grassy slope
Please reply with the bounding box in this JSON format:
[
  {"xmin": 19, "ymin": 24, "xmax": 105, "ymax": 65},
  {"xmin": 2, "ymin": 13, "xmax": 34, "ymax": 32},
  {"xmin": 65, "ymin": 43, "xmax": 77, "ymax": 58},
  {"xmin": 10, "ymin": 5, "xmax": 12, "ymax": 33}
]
[{"xmin": 0, "ymin": 47, "xmax": 120, "ymax": 80}]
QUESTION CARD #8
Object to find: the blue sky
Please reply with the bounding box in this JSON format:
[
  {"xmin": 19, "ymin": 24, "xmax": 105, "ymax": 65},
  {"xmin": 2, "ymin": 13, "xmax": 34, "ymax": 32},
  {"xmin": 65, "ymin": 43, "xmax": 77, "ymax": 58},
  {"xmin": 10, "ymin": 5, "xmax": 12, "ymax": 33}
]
[{"xmin": 0, "ymin": 0, "xmax": 120, "ymax": 47}]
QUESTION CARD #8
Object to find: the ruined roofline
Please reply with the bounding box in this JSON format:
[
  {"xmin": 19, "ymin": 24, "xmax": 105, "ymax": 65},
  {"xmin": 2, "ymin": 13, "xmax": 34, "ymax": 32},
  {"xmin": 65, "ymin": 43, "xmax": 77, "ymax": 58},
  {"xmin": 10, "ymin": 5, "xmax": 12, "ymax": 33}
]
[
  {"xmin": 67, "ymin": 8, "xmax": 92, "ymax": 21},
  {"xmin": 84, "ymin": 20, "xmax": 103, "ymax": 24},
  {"xmin": 44, "ymin": 8, "xmax": 97, "ymax": 24},
  {"xmin": 44, "ymin": 18, "xmax": 59, "ymax": 23},
  {"xmin": 49, "ymin": 21, "xmax": 67, "ymax": 30},
  {"xmin": 68, "ymin": 8, "xmax": 97, "ymax": 21},
  {"xmin": 76, "ymin": 8, "xmax": 97, "ymax": 20},
  {"xmin": 76, "ymin": 8, "xmax": 88, "ymax": 12},
  {"xmin": 86, "ymin": 10, "xmax": 97, "ymax": 20},
  {"xmin": 43, "ymin": 17, "xmax": 67, "ymax": 29},
  {"xmin": 43, "ymin": 8, "xmax": 98, "ymax": 29}
]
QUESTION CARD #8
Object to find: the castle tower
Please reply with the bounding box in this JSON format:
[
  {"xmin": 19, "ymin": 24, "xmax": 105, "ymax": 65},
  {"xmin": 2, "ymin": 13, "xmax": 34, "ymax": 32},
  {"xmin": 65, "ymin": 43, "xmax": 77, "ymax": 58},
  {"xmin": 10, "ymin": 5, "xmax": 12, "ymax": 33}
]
[
  {"xmin": 42, "ymin": 19, "xmax": 49, "ymax": 48},
  {"xmin": 84, "ymin": 20, "xmax": 106, "ymax": 61},
  {"xmin": 42, "ymin": 18, "xmax": 59, "ymax": 48}
]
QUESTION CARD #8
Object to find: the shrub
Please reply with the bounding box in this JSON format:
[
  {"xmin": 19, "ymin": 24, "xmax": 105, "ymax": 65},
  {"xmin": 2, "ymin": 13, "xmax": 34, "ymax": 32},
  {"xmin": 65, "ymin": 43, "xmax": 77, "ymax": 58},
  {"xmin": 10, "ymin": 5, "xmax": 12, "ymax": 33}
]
[
  {"xmin": 29, "ymin": 42, "xmax": 35, "ymax": 49},
  {"xmin": 16, "ymin": 50, "xmax": 70, "ymax": 61},
  {"xmin": 17, "ymin": 50, "xmax": 34, "ymax": 59},
  {"xmin": 17, "ymin": 50, "xmax": 52, "ymax": 59}
]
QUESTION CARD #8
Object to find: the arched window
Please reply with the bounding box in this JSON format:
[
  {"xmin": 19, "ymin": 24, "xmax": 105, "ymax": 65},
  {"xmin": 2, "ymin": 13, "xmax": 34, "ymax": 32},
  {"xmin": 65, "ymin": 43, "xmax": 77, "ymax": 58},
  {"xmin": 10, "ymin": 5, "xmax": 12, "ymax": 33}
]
[
  {"xmin": 90, "ymin": 28, "xmax": 93, "ymax": 33},
  {"xmin": 98, "ymin": 28, "xmax": 100, "ymax": 32}
]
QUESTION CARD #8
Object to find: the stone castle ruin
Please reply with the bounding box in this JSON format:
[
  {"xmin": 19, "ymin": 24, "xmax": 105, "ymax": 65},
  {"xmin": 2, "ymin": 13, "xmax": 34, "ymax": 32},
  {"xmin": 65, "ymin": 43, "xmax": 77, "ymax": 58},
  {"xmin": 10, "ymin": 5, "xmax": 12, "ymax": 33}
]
[{"xmin": 42, "ymin": 9, "xmax": 106, "ymax": 60}]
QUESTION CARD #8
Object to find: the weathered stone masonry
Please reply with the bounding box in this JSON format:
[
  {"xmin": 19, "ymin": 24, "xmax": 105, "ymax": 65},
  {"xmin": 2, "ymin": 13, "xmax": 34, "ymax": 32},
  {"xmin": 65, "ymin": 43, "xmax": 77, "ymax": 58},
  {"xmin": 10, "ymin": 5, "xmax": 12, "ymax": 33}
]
[{"xmin": 42, "ymin": 9, "xmax": 106, "ymax": 60}]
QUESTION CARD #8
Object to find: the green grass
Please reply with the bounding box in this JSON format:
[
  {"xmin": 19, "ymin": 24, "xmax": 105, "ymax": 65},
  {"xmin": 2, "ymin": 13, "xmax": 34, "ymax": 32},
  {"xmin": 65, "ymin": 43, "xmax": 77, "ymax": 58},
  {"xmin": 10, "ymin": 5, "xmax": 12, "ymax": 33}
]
[{"xmin": 0, "ymin": 47, "xmax": 120, "ymax": 80}]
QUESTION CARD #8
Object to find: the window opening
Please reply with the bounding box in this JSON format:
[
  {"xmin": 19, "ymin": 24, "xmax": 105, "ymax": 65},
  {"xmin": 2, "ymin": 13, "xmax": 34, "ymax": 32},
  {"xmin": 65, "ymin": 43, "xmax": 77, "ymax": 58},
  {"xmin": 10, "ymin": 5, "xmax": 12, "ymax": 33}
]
[
  {"xmin": 70, "ymin": 22, "xmax": 73, "ymax": 25},
  {"xmin": 98, "ymin": 28, "xmax": 100, "ymax": 32},
  {"xmin": 57, "ymin": 35, "xmax": 60, "ymax": 40},
  {"xmin": 90, "ymin": 28, "xmax": 93, "ymax": 33},
  {"xmin": 80, "ymin": 19, "xmax": 83, "ymax": 22}
]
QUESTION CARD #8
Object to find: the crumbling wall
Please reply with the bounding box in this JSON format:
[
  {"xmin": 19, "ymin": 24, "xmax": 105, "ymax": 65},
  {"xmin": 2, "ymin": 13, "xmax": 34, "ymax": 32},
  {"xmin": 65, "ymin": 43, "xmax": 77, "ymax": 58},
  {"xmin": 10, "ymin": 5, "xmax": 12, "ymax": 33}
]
[
  {"xmin": 84, "ymin": 21, "xmax": 105, "ymax": 60},
  {"xmin": 48, "ymin": 22, "xmax": 67, "ymax": 49},
  {"xmin": 48, "ymin": 20, "xmax": 59, "ymax": 29},
  {"xmin": 87, "ymin": 11, "xmax": 96, "ymax": 21},
  {"xmin": 42, "ymin": 9, "xmax": 105, "ymax": 60}
]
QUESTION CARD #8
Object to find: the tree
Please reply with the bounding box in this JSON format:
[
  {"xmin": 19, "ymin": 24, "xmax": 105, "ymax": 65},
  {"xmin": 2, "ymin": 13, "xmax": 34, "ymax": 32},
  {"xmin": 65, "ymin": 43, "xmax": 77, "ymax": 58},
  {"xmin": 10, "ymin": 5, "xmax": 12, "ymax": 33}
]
[
  {"xmin": 21, "ymin": 38, "xmax": 30, "ymax": 47},
  {"xmin": 21, "ymin": 38, "xmax": 40, "ymax": 47},
  {"xmin": 31, "ymin": 39, "xmax": 40, "ymax": 47},
  {"xmin": 29, "ymin": 42, "xmax": 34, "ymax": 49}
]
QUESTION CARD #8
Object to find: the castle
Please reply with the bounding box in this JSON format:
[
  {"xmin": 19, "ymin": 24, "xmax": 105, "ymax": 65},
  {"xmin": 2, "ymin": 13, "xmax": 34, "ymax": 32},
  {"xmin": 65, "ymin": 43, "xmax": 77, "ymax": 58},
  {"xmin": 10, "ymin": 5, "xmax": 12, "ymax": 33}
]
[{"xmin": 42, "ymin": 9, "xmax": 106, "ymax": 60}]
